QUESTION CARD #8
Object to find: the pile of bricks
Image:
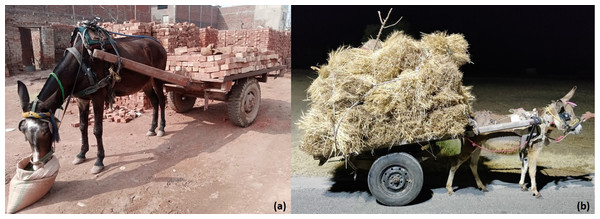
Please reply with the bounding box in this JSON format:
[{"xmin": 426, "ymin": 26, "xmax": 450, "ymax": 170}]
[
  {"xmin": 217, "ymin": 28, "xmax": 291, "ymax": 73},
  {"xmin": 70, "ymin": 92, "xmax": 151, "ymax": 127},
  {"xmin": 199, "ymin": 26, "xmax": 219, "ymax": 47},
  {"xmin": 166, "ymin": 46, "xmax": 280, "ymax": 80},
  {"xmin": 151, "ymin": 22, "xmax": 201, "ymax": 53},
  {"xmin": 101, "ymin": 20, "xmax": 153, "ymax": 37}
]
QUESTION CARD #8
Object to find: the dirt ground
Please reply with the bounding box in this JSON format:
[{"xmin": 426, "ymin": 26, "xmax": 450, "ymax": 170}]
[
  {"xmin": 292, "ymin": 69, "xmax": 595, "ymax": 178},
  {"xmin": 4, "ymin": 70, "xmax": 291, "ymax": 213}
]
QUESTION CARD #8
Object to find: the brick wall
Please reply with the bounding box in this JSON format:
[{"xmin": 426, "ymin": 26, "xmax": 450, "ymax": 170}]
[
  {"xmin": 5, "ymin": 5, "xmax": 152, "ymax": 75},
  {"xmin": 52, "ymin": 24, "xmax": 76, "ymax": 60}
]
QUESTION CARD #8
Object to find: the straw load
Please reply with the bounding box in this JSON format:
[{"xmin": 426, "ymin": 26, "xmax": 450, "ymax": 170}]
[{"xmin": 299, "ymin": 31, "xmax": 475, "ymax": 160}]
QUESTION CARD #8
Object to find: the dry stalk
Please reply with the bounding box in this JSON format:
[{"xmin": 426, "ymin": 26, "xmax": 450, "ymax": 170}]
[{"xmin": 375, "ymin": 8, "xmax": 403, "ymax": 43}]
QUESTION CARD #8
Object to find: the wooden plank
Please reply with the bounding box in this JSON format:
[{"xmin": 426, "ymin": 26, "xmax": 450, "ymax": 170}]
[
  {"xmin": 477, "ymin": 119, "xmax": 535, "ymax": 134},
  {"xmin": 92, "ymin": 50, "xmax": 201, "ymax": 90}
]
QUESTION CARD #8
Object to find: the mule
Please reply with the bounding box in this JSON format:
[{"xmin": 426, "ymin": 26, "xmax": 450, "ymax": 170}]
[
  {"xmin": 17, "ymin": 27, "xmax": 167, "ymax": 174},
  {"xmin": 445, "ymin": 86, "xmax": 583, "ymax": 198}
]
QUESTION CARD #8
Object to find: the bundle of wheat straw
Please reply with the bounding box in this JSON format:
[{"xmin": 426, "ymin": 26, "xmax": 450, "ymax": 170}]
[{"xmin": 299, "ymin": 30, "xmax": 474, "ymax": 160}]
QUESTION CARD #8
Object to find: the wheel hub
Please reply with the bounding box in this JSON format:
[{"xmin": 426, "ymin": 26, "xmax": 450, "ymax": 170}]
[
  {"xmin": 382, "ymin": 166, "xmax": 409, "ymax": 191},
  {"xmin": 244, "ymin": 91, "xmax": 256, "ymax": 113}
]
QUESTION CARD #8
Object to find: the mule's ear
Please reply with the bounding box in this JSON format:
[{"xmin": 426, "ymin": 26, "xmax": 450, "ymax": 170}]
[
  {"xmin": 560, "ymin": 86, "xmax": 577, "ymax": 103},
  {"xmin": 17, "ymin": 81, "xmax": 31, "ymax": 112}
]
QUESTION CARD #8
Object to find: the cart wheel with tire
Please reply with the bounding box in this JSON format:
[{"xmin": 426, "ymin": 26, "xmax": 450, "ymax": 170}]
[
  {"xmin": 167, "ymin": 91, "xmax": 197, "ymax": 113},
  {"xmin": 228, "ymin": 78, "xmax": 261, "ymax": 127},
  {"xmin": 367, "ymin": 152, "xmax": 423, "ymax": 206}
]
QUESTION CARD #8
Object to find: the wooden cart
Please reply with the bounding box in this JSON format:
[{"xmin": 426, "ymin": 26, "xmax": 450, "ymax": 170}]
[
  {"xmin": 334, "ymin": 117, "xmax": 541, "ymax": 206},
  {"xmin": 92, "ymin": 49, "xmax": 286, "ymax": 127}
]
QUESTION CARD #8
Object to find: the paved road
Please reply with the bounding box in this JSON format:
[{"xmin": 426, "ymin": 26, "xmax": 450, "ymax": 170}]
[{"xmin": 292, "ymin": 175, "xmax": 595, "ymax": 214}]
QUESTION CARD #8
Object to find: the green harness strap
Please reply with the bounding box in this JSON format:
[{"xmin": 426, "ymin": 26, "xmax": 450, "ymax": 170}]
[{"xmin": 49, "ymin": 72, "xmax": 65, "ymax": 105}]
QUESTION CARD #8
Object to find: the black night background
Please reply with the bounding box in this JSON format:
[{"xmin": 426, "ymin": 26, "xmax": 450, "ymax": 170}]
[{"xmin": 291, "ymin": 5, "xmax": 594, "ymax": 79}]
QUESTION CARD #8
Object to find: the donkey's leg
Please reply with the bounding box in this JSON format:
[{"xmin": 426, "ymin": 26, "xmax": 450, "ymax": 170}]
[
  {"xmin": 527, "ymin": 147, "xmax": 542, "ymax": 198},
  {"xmin": 143, "ymin": 86, "xmax": 159, "ymax": 136},
  {"xmin": 73, "ymin": 99, "xmax": 91, "ymax": 165},
  {"xmin": 446, "ymin": 154, "xmax": 470, "ymax": 195},
  {"xmin": 469, "ymin": 148, "xmax": 487, "ymax": 191},
  {"xmin": 153, "ymin": 79, "xmax": 166, "ymax": 137},
  {"xmin": 519, "ymin": 154, "xmax": 529, "ymax": 191},
  {"xmin": 90, "ymin": 97, "xmax": 106, "ymax": 174}
]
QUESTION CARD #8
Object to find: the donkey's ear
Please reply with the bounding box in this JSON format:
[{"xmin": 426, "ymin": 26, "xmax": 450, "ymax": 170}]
[
  {"xmin": 17, "ymin": 81, "xmax": 31, "ymax": 112},
  {"xmin": 560, "ymin": 86, "xmax": 577, "ymax": 103}
]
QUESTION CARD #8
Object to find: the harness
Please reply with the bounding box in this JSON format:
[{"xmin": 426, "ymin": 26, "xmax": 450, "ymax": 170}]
[{"xmin": 546, "ymin": 106, "xmax": 581, "ymax": 133}]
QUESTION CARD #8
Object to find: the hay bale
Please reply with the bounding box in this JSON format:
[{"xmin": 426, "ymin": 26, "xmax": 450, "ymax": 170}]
[
  {"xmin": 421, "ymin": 31, "xmax": 471, "ymax": 66},
  {"xmin": 299, "ymin": 30, "xmax": 475, "ymax": 160}
]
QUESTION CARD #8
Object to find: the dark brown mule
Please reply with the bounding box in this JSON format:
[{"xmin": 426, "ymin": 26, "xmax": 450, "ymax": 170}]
[
  {"xmin": 17, "ymin": 30, "xmax": 167, "ymax": 174},
  {"xmin": 445, "ymin": 86, "xmax": 583, "ymax": 198}
]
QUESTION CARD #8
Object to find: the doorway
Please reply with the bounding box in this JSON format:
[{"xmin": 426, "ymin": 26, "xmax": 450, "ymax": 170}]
[{"xmin": 19, "ymin": 27, "xmax": 42, "ymax": 72}]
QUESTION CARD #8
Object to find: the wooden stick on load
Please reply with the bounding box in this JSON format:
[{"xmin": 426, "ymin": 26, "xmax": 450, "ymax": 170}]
[{"xmin": 375, "ymin": 8, "xmax": 403, "ymax": 43}]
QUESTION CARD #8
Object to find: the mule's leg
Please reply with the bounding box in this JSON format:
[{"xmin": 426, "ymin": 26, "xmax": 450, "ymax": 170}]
[
  {"xmin": 90, "ymin": 97, "xmax": 106, "ymax": 174},
  {"xmin": 527, "ymin": 147, "xmax": 543, "ymax": 198},
  {"xmin": 519, "ymin": 153, "xmax": 529, "ymax": 191},
  {"xmin": 73, "ymin": 99, "xmax": 91, "ymax": 165},
  {"xmin": 143, "ymin": 86, "xmax": 160, "ymax": 136},
  {"xmin": 469, "ymin": 148, "xmax": 487, "ymax": 192},
  {"xmin": 154, "ymin": 79, "xmax": 166, "ymax": 137},
  {"xmin": 446, "ymin": 154, "xmax": 470, "ymax": 195}
]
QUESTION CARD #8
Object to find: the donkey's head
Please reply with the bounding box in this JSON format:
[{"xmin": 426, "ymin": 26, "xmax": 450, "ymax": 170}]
[
  {"xmin": 545, "ymin": 86, "xmax": 582, "ymax": 135},
  {"xmin": 17, "ymin": 81, "xmax": 59, "ymax": 170}
]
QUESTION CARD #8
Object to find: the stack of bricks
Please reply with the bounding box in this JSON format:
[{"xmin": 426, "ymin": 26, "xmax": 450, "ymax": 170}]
[
  {"xmin": 100, "ymin": 20, "xmax": 153, "ymax": 37},
  {"xmin": 151, "ymin": 22, "xmax": 201, "ymax": 53},
  {"xmin": 166, "ymin": 46, "xmax": 280, "ymax": 80},
  {"xmin": 199, "ymin": 26, "xmax": 219, "ymax": 47},
  {"xmin": 217, "ymin": 28, "xmax": 291, "ymax": 73}
]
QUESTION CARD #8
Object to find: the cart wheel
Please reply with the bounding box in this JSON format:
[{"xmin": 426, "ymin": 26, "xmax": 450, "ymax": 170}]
[
  {"xmin": 228, "ymin": 78, "xmax": 261, "ymax": 127},
  {"xmin": 167, "ymin": 91, "xmax": 196, "ymax": 113},
  {"xmin": 368, "ymin": 152, "xmax": 423, "ymax": 206}
]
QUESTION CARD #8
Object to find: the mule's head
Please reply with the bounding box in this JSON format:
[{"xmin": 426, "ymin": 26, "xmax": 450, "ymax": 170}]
[
  {"xmin": 17, "ymin": 81, "xmax": 57, "ymax": 170},
  {"xmin": 546, "ymin": 86, "xmax": 582, "ymax": 135}
]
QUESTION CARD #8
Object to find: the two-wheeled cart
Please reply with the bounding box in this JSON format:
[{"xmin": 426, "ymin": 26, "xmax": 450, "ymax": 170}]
[
  {"xmin": 92, "ymin": 49, "xmax": 286, "ymax": 127},
  {"xmin": 334, "ymin": 117, "xmax": 541, "ymax": 206}
]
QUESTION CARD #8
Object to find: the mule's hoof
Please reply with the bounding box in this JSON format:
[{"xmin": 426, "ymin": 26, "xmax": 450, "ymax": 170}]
[
  {"xmin": 72, "ymin": 157, "xmax": 86, "ymax": 165},
  {"xmin": 91, "ymin": 165, "xmax": 104, "ymax": 174},
  {"xmin": 146, "ymin": 131, "xmax": 157, "ymax": 136},
  {"xmin": 157, "ymin": 130, "xmax": 165, "ymax": 137},
  {"xmin": 535, "ymin": 194, "xmax": 543, "ymax": 199},
  {"xmin": 481, "ymin": 188, "xmax": 488, "ymax": 192}
]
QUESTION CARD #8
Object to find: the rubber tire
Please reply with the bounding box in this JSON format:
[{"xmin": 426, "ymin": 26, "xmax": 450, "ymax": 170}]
[
  {"xmin": 228, "ymin": 78, "xmax": 261, "ymax": 127},
  {"xmin": 368, "ymin": 152, "xmax": 423, "ymax": 206},
  {"xmin": 167, "ymin": 91, "xmax": 196, "ymax": 113}
]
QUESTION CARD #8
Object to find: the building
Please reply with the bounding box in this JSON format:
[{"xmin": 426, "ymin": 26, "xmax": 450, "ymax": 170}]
[{"xmin": 5, "ymin": 5, "xmax": 290, "ymax": 75}]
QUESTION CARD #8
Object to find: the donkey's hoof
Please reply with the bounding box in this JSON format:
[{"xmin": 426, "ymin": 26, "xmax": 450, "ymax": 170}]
[
  {"xmin": 157, "ymin": 130, "xmax": 165, "ymax": 137},
  {"xmin": 91, "ymin": 165, "xmax": 104, "ymax": 174},
  {"xmin": 146, "ymin": 131, "xmax": 157, "ymax": 136},
  {"xmin": 521, "ymin": 187, "xmax": 528, "ymax": 192},
  {"xmin": 72, "ymin": 157, "xmax": 86, "ymax": 165}
]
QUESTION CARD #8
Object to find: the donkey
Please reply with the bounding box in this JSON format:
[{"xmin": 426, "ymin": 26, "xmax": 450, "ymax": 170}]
[
  {"xmin": 445, "ymin": 86, "xmax": 583, "ymax": 198},
  {"xmin": 17, "ymin": 27, "xmax": 167, "ymax": 174}
]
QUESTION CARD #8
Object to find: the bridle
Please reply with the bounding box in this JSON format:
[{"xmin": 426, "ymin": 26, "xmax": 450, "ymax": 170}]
[{"xmin": 545, "ymin": 103, "xmax": 581, "ymax": 133}]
